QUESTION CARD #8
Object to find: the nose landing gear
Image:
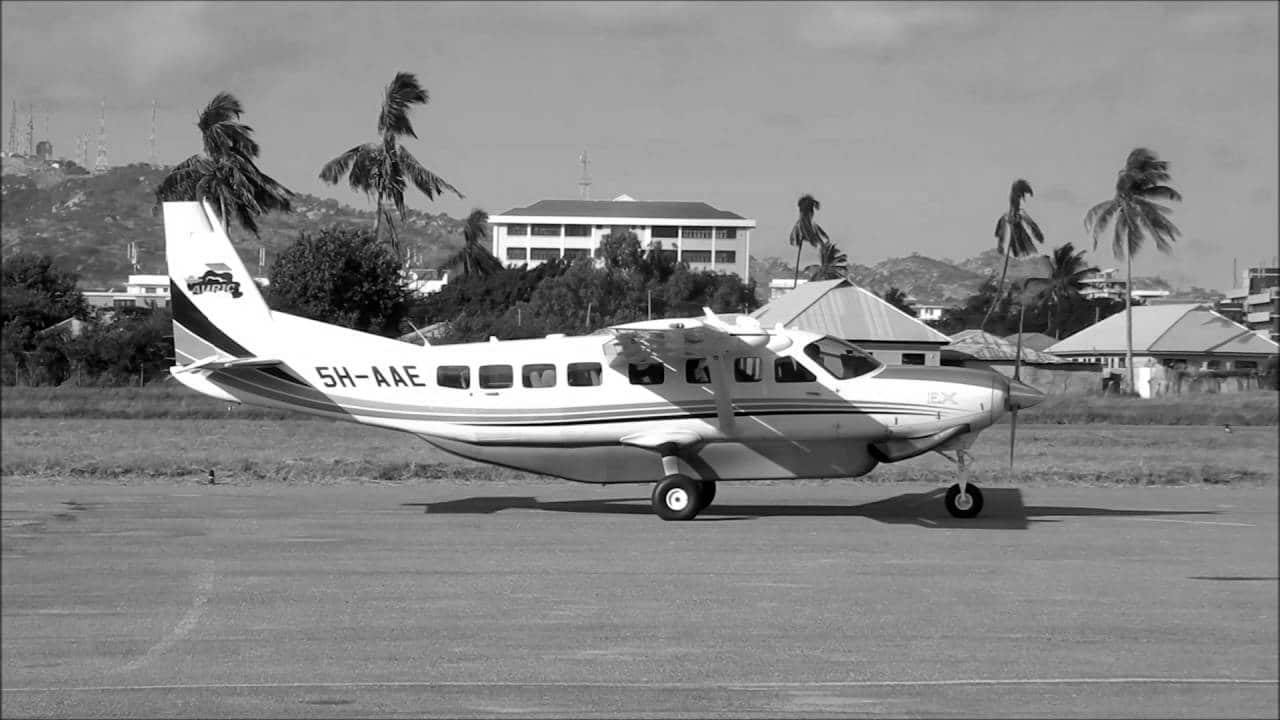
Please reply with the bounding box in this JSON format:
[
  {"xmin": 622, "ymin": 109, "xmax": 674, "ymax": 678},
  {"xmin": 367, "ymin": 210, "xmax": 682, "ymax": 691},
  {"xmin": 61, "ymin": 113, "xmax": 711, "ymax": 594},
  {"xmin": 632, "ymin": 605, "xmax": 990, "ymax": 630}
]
[{"xmin": 937, "ymin": 448, "xmax": 985, "ymax": 519}]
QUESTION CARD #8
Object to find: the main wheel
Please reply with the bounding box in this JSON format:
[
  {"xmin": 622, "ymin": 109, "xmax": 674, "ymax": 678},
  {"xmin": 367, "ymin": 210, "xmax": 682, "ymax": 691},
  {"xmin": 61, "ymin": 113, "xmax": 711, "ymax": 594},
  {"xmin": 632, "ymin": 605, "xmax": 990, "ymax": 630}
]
[
  {"xmin": 652, "ymin": 474, "xmax": 702, "ymax": 521},
  {"xmin": 696, "ymin": 481, "xmax": 717, "ymax": 511},
  {"xmin": 944, "ymin": 483, "xmax": 984, "ymax": 519}
]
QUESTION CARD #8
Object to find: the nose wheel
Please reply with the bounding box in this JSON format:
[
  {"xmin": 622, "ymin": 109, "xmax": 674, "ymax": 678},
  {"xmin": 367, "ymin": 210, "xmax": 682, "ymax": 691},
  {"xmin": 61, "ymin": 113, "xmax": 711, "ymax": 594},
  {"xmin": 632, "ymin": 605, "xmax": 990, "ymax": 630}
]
[{"xmin": 944, "ymin": 483, "xmax": 984, "ymax": 518}]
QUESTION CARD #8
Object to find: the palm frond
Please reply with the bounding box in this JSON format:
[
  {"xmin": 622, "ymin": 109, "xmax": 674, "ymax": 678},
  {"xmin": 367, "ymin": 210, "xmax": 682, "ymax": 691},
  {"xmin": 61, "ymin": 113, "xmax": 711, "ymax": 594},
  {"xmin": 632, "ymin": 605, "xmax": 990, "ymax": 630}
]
[
  {"xmin": 319, "ymin": 145, "xmax": 369, "ymax": 185},
  {"xmin": 993, "ymin": 215, "xmax": 1007, "ymax": 253},
  {"xmin": 463, "ymin": 209, "xmax": 489, "ymax": 246},
  {"xmin": 1140, "ymin": 184, "xmax": 1182, "ymax": 203},
  {"xmin": 197, "ymin": 92, "xmax": 260, "ymax": 159},
  {"xmin": 1022, "ymin": 212, "xmax": 1044, "ymax": 245},
  {"xmin": 1009, "ymin": 179, "xmax": 1033, "ymax": 210},
  {"xmin": 1084, "ymin": 199, "xmax": 1119, "ymax": 249},
  {"xmin": 155, "ymin": 155, "xmax": 209, "ymax": 201},
  {"xmin": 398, "ymin": 147, "xmax": 463, "ymax": 201},
  {"xmin": 378, "ymin": 71, "xmax": 429, "ymax": 139}
]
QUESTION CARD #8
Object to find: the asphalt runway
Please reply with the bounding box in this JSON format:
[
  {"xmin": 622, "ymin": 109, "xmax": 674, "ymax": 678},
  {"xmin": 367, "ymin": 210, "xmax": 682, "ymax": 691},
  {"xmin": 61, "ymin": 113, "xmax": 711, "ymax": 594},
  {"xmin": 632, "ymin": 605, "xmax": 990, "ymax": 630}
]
[{"xmin": 2, "ymin": 480, "xmax": 1277, "ymax": 718}]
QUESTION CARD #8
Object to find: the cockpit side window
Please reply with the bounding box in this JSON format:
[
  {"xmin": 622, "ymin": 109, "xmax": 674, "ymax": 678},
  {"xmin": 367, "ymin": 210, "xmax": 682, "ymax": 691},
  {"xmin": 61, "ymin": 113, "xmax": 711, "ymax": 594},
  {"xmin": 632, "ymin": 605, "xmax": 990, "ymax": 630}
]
[{"xmin": 802, "ymin": 337, "xmax": 881, "ymax": 380}]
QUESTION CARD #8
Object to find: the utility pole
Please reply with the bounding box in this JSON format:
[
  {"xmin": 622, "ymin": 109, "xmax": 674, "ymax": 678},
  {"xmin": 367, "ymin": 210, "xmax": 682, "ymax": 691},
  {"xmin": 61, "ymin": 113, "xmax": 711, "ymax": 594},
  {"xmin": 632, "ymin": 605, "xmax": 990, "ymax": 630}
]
[{"xmin": 578, "ymin": 149, "xmax": 591, "ymax": 200}]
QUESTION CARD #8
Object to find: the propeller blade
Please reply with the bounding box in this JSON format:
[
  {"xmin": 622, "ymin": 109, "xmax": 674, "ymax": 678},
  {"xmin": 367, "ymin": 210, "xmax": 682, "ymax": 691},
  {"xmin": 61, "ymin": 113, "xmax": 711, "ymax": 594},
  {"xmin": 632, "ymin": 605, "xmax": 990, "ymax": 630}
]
[
  {"xmin": 1014, "ymin": 302, "xmax": 1026, "ymax": 383},
  {"xmin": 1009, "ymin": 407, "xmax": 1018, "ymax": 469}
]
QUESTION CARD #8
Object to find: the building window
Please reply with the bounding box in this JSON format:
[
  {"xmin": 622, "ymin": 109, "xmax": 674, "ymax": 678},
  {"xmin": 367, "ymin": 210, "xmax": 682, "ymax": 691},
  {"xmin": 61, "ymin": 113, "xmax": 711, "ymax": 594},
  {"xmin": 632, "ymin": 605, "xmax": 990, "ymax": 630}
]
[
  {"xmin": 437, "ymin": 366, "xmax": 470, "ymax": 389},
  {"xmin": 902, "ymin": 353, "xmax": 926, "ymax": 366},
  {"xmin": 715, "ymin": 228, "xmax": 737, "ymax": 240},
  {"xmin": 775, "ymin": 357, "xmax": 816, "ymax": 383},
  {"xmin": 682, "ymin": 226, "xmax": 712, "ymax": 239},
  {"xmin": 564, "ymin": 224, "xmax": 590, "ymax": 237},
  {"xmin": 1236, "ymin": 360, "xmax": 1258, "ymax": 370},
  {"xmin": 628, "ymin": 362, "xmax": 665, "ymax": 385},
  {"xmin": 715, "ymin": 250, "xmax": 737, "ymax": 264},
  {"xmin": 506, "ymin": 224, "xmax": 528, "ymax": 236},
  {"xmin": 531, "ymin": 224, "xmax": 560, "ymax": 236},
  {"xmin": 686, "ymin": 358, "xmax": 710, "ymax": 384},
  {"xmin": 506, "ymin": 247, "xmax": 528, "ymax": 261},
  {"xmin": 1205, "ymin": 359, "xmax": 1221, "ymax": 370},
  {"xmin": 652, "ymin": 226, "xmax": 678, "ymax": 239},
  {"xmin": 734, "ymin": 357, "xmax": 762, "ymax": 382},
  {"xmin": 530, "ymin": 247, "xmax": 560, "ymax": 261},
  {"xmin": 479, "ymin": 365, "xmax": 513, "ymax": 389},
  {"xmin": 682, "ymin": 250, "xmax": 712, "ymax": 263},
  {"xmin": 113, "ymin": 298, "xmax": 136, "ymax": 308},
  {"xmin": 563, "ymin": 248, "xmax": 590, "ymax": 260},
  {"xmin": 567, "ymin": 362, "xmax": 602, "ymax": 387},
  {"xmin": 522, "ymin": 364, "xmax": 556, "ymax": 388}
]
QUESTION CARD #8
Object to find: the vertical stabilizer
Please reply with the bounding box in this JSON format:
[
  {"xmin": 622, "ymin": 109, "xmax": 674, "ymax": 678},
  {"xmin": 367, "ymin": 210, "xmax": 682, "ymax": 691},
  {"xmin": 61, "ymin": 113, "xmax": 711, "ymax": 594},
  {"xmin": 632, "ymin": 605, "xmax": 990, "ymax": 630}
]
[{"xmin": 164, "ymin": 201, "xmax": 275, "ymax": 367}]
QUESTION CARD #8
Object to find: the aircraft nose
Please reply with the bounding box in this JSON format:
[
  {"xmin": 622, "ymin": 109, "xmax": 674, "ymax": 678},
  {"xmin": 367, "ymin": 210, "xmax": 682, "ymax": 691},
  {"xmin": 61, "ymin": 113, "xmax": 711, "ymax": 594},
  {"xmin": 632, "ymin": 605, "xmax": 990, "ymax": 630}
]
[{"xmin": 1007, "ymin": 379, "xmax": 1046, "ymax": 410}]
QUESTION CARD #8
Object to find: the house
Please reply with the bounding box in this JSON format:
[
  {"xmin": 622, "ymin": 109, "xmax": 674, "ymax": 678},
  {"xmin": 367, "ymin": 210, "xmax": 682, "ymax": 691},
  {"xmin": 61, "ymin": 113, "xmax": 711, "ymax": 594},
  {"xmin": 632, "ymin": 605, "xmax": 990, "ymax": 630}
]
[
  {"xmin": 750, "ymin": 278, "xmax": 950, "ymax": 366},
  {"xmin": 1217, "ymin": 265, "xmax": 1278, "ymax": 343},
  {"xmin": 946, "ymin": 330, "xmax": 1100, "ymax": 394},
  {"xmin": 486, "ymin": 195, "xmax": 756, "ymax": 279},
  {"xmin": 1002, "ymin": 332, "xmax": 1059, "ymax": 352},
  {"xmin": 81, "ymin": 274, "xmax": 172, "ymax": 313},
  {"xmin": 1046, "ymin": 304, "xmax": 1279, "ymax": 395},
  {"xmin": 1079, "ymin": 267, "xmax": 1171, "ymax": 303}
]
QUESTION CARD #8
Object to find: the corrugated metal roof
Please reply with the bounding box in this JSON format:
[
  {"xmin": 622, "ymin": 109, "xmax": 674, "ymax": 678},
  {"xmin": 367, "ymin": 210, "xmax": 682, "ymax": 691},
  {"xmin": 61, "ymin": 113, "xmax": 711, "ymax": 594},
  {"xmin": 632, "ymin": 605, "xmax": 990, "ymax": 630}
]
[
  {"xmin": 495, "ymin": 199, "xmax": 746, "ymax": 220},
  {"xmin": 751, "ymin": 279, "xmax": 951, "ymax": 344},
  {"xmin": 1002, "ymin": 332, "xmax": 1058, "ymax": 352},
  {"xmin": 948, "ymin": 330, "xmax": 1070, "ymax": 364},
  {"xmin": 1048, "ymin": 304, "xmax": 1279, "ymax": 355}
]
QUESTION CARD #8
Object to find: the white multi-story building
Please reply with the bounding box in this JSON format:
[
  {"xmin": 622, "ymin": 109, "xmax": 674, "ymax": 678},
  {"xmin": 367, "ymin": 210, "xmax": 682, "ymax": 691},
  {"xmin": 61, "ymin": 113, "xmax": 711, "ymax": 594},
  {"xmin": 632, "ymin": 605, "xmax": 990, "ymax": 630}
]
[
  {"xmin": 1079, "ymin": 267, "xmax": 1170, "ymax": 303},
  {"xmin": 487, "ymin": 195, "xmax": 756, "ymax": 279}
]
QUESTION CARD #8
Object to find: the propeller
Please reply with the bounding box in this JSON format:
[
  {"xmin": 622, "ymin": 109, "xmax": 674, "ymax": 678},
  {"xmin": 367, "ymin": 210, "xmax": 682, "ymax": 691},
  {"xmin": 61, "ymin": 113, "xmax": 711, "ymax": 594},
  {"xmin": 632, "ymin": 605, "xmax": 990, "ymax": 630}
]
[{"xmin": 1008, "ymin": 277, "xmax": 1049, "ymax": 470}]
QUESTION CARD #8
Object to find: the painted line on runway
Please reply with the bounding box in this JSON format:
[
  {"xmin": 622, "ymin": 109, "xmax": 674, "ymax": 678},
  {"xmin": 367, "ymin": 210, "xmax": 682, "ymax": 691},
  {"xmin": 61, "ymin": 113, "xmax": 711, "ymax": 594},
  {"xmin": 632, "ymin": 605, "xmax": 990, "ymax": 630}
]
[
  {"xmin": 5, "ymin": 677, "xmax": 1277, "ymax": 693},
  {"xmin": 1136, "ymin": 518, "xmax": 1255, "ymax": 527},
  {"xmin": 114, "ymin": 560, "xmax": 215, "ymax": 674}
]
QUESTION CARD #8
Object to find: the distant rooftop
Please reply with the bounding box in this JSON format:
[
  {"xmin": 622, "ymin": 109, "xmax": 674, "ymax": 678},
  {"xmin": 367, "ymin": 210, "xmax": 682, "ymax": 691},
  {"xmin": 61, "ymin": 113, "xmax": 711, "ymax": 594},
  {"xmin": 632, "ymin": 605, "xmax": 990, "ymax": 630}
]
[{"xmin": 494, "ymin": 198, "xmax": 748, "ymax": 221}]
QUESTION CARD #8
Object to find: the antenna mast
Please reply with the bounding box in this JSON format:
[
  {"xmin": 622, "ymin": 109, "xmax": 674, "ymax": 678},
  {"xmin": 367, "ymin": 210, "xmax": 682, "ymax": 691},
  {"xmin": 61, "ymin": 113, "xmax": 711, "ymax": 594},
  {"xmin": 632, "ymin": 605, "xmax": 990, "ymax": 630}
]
[
  {"xmin": 578, "ymin": 149, "xmax": 591, "ymax": 200},
  {"xmin": 148, "ymin": 99, "xmax": 157, "ymax": 166},
  {"xmin": 7, "ymin": 101, "xmax": 16, "ymax": 154},
  {"xmin": 26, "ymin": 104, "xmax": 34, "ymax": 156},
  {"xmin": 93, "ymin": 98, "xmax": 108, "ymax": 175}
]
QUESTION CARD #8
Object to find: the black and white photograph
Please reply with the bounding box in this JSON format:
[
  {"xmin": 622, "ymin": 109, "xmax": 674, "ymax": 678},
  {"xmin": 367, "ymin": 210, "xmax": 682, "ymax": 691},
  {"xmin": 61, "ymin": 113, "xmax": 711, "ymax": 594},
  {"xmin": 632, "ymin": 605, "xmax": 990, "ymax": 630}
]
[{"xmin": 2, "ymin": 1, "xmax": 1277, "ymax": 717}]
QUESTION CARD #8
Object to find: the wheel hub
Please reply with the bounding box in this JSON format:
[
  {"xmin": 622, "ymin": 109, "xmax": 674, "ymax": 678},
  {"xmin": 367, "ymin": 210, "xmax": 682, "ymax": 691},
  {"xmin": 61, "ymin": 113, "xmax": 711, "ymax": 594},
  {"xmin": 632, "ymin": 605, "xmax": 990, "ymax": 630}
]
[
  {"xmin": 954, "ymin": 492, "xmax": 973, "ymax": 511},
  {"xmin": 665, "ymin": 488, "xmax": 689, "ymax": 511}
]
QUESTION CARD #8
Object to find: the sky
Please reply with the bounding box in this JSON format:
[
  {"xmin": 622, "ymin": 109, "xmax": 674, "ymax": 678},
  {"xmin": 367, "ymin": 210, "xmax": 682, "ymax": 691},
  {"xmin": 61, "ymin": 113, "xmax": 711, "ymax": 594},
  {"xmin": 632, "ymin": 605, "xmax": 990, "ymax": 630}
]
[{"xmin": 2, "ymin": 1, "xmax": 1277, "ymax": 290}]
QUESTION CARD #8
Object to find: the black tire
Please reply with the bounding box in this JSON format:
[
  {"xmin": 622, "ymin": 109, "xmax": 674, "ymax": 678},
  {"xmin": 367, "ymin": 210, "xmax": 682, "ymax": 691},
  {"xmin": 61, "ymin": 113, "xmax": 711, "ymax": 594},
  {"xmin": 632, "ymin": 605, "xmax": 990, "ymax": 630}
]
[
  {"xmin": 696, "ymin": 481, "xmax": 717, "ymax": 511},
  {"xmin": 652, "ymin": 474, "xmax": 702, "ymax": 521},
  {"xmin": 944, "ymin": 483, "xmax": 984, "ymax": 519}
]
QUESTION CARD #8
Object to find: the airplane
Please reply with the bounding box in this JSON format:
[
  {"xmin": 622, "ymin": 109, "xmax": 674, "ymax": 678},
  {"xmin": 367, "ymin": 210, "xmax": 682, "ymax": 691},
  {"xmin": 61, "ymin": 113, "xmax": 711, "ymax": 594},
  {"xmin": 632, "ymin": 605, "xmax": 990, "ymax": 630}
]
[{"xmin": 162, "ymin": 200, "xmax": 1046, "ymax": 521}]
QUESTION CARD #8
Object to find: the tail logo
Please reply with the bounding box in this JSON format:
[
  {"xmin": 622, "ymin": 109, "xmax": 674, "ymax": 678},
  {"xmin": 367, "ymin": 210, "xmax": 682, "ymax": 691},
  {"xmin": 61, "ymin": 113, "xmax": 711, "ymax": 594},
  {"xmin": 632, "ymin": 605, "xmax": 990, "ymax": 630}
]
[{"xmin": 186, "ymin": 263, "xmax": 243, "ymax": 299}]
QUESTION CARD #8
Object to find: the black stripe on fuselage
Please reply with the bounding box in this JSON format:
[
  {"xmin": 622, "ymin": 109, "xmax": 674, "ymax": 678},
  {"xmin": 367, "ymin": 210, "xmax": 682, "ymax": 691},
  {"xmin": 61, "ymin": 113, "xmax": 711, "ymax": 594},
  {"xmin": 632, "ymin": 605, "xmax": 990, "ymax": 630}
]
[
  {"xmin": 170, "ymin": 279, "xmax": 252, "ymax": 358},
  {"xmin": 874, "ymin": 365, "xmax": 999, "ymax": 389}
]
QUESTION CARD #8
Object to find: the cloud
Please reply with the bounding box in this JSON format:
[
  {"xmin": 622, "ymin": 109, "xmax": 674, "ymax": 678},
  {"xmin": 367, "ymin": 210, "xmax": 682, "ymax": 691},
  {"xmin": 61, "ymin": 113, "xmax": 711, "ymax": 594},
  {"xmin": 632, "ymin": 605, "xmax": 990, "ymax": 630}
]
[
  {"xmin": 794, "ymin": 2, "xmax": 986, "ymax": 53},
  {"xmin": 1036, "ymin": 184, "xmax": 1087, "ymax": 208},
  {"xmin": 1171, "ymin": 2, "xmax": 1278, "ymax": 36}
]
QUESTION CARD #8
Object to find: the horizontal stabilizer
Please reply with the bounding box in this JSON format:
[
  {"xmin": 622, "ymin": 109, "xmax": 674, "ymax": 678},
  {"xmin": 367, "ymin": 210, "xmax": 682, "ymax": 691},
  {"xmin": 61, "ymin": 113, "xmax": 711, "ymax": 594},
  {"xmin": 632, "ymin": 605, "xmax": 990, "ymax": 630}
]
[{"xmin": 173, "ymin": 355, "xmax": 285, "ymax": 374}]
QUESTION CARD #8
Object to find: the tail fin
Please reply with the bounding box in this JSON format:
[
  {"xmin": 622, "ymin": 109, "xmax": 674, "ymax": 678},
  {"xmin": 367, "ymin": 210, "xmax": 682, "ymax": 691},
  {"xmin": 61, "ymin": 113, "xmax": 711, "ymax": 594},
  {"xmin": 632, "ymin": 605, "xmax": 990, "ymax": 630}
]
[{"xmin": 164, "ymin": 201, "xmax": 275, "ymax": 369}]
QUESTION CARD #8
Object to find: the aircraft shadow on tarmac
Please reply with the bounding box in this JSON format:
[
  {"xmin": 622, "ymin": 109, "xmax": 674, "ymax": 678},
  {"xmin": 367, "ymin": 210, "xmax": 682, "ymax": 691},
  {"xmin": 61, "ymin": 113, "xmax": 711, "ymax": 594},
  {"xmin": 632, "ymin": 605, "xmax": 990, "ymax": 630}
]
[{"xmin": 403, "ymin": 488, "xmax": 1222, "ymax": 531}]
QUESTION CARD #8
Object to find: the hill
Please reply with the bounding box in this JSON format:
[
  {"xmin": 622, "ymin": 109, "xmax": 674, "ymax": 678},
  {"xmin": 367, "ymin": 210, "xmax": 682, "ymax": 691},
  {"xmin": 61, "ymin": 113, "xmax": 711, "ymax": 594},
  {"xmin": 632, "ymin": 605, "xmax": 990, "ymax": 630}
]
[{"xmin": 1, "ymin": 163, "xmax": 467, "ymax": 288}]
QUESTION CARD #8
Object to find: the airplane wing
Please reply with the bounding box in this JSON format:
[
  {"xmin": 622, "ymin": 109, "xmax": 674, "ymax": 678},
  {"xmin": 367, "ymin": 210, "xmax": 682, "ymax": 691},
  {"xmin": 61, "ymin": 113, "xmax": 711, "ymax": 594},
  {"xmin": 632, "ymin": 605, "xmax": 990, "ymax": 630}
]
[{"xmin": 603, "ymin": 309, "xmax": 793, "ymax": 435}]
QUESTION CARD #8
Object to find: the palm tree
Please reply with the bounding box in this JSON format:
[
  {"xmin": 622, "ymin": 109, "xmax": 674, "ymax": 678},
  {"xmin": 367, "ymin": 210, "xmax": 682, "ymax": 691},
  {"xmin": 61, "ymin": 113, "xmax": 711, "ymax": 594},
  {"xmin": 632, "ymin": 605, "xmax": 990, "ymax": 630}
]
[
  {"xmin": 320, "ymin": 72, "xmax": 463, "ymax": 260},
  {"xmin": 789, "ymin": 194, "xmax": 828, "ymax": 290},
  {"xmin": 809, "ymin": 240, "xmax": 848, "ymax": 280},
  {"xmin": 155, "ymin": 92, "xmax": 294, "ymax": 236},
  {"xmin": 981, "ymin": 179, "xmax": 1044, "ymax": 330},
  {"xmin": 1083, "ymin": 147, "xmax": 1182, "ymax": 393},
  {"xmin": 444, "ymin": 209, "xmax": 502, "ymax": 279},
  {"xmin": 1041, "ymin": 243, "xmax": 1098, "ymax": 338}
]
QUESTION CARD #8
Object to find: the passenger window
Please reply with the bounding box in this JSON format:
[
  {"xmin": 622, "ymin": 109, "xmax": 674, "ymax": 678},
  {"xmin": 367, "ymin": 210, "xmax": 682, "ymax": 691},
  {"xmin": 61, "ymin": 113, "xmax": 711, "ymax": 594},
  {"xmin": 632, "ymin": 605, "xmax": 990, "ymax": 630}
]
[
  {"xmin": 902, "ymin": 353, "xmax": 926, "ymax": 366},
  {"xmin": 775, "ymin": 357, "xmax": 816, "ymax": 383},
  {"xmin": 522, "ymin": 364, "xmax": 556, "ymax": 388},
  {"xmin": 685, "ymin": 358, "xmax": 711, "ymax": 384},
  {"xmin": 567, "ymin": 362, "xmax": 602, "ymax": 387},
  {"xmin": 437, "ymin": 365, "xmax": 470, "ymax": 389},
  {"xmin": 733, "ymin": 356, "xmax": 761, "ymax": 383},
  {"xmin": 479, "ymin": 365, "xmax": 513, "ymax": 389},
  {"xmin": 628, "ymin": 362, "xmax": 665, "ymax": 385}
]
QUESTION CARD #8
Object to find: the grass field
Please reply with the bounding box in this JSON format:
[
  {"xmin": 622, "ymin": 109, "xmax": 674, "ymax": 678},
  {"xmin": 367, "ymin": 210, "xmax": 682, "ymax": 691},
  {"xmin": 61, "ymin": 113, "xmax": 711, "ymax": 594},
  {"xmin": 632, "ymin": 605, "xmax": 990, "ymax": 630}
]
[
  {"xmin": 2, "ymin": 418, "xmax": 1275, "ymax": 487},
  {"xmin": 1, "ymin": 384, "xmax": 1277, "ymax": 425}
]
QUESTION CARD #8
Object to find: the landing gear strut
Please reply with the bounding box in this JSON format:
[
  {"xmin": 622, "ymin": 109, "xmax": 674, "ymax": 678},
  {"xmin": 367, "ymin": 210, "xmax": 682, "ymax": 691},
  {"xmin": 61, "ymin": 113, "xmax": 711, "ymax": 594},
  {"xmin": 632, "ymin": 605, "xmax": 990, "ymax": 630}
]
[{"xmin": 938, "ymin": 448, "xmax": 984, "ymax": 519}]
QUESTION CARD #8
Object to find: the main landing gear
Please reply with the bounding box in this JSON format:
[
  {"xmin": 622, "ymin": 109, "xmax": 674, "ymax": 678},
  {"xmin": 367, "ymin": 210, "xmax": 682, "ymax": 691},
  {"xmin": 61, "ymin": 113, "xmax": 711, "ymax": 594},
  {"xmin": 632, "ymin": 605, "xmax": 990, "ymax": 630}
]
[
  {"xmin": 652, "ymin": 474, "xmax": 717, "ymax": 521},
  {"xmin": 938, "ymin": 448, "xmax": 984, "ymax": 519}
]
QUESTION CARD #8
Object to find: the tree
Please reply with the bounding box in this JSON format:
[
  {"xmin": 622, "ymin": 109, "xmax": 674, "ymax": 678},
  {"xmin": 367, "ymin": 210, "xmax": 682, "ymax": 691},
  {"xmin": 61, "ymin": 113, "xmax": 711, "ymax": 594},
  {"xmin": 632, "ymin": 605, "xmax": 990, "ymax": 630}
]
[
  {"xmin": 266, "ymin": 226, "xmax": 412, "ymax": 337},
  {"xmin": 881, "ymin": 286, "xmax": 916, "ymax": 316},
  {"xmin": 982, "ymin": 179, "xmax": 1044, "ymax": 330},
  {"xmin": 155, "ymin": 92, "xmax": 294, "ymax": 236},
  {"xmin": 789, "ymin": 194, "xmax": 828, "ymax": 289},
  {"xmin": 809, "ymin": 240, "xmax": 848, "ymax": 281},
  {"xmin": 1041, "ymin": 243, "xmax": 1098, "ymax": 338},
  {"xmin": 444, "ymin": 209, "xmax": 503, "ymax": 280},
  {"xmin": 319, "ymin": 72, "xmax": 463, "ymax": 259},
  {"xmin": 1, "ymin": 253, "xmax": 89, "ymax": 385},
  {"xmin": 1084, "ymin": 148, "xmax": 1182, "ymax": 393}
]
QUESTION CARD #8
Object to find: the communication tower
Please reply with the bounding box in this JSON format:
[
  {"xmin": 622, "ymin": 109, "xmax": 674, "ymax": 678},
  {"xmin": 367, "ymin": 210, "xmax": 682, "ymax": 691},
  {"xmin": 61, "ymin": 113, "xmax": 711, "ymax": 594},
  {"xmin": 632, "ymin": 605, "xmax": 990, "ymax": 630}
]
[
  {"xmin": 7, "ymin": 101, "xmax": 17, "ymax": 155},
  {"xmin": 94, "ymin": 98, "xmax": 109, "ymax": 175},
  {"xmin": 148, "ymin": 99, "xmax": 157, "ymax": 166},
  {"xmin": 578, "ymin": 149, "xmax": 591, "ymax": 200},
  {"xmin": 26, "ymin": 104, "xmax": 34, "ymax": 156}
]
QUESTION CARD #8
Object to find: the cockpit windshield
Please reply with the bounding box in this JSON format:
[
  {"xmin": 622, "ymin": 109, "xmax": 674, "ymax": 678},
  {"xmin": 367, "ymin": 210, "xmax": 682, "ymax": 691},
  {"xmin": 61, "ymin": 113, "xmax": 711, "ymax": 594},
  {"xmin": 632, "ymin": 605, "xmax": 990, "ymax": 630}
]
[{"xmin": 803, "ymin": 337, "xmax": 881, "ymax": 380}]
